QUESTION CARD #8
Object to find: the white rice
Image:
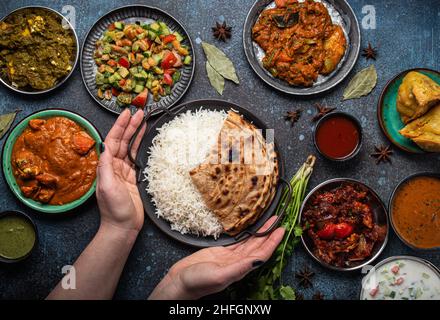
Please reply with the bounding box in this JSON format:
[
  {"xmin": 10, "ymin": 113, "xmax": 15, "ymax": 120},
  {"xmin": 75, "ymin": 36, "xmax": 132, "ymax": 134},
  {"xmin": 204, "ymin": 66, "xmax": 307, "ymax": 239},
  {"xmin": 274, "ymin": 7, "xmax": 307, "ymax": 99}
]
[{"xmin": 143, "ymin": 109, "xmax": 227, "ymax": 238}]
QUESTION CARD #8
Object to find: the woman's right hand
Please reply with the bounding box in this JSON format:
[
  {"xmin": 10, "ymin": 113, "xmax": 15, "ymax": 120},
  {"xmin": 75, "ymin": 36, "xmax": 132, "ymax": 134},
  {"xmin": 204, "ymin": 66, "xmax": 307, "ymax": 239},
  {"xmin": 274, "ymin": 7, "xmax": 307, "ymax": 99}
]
[{"xmin": 149, "ymin": 216, "xmax": 284, "ymax": 300}]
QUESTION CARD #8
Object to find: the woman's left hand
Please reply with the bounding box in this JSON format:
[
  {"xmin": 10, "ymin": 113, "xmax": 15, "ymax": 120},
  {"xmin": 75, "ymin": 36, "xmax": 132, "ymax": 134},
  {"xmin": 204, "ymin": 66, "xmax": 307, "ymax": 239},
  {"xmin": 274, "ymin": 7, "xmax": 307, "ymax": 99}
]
[{"xmin": 96, "ymin": 109, "xmax": 146, "ymax": 233}]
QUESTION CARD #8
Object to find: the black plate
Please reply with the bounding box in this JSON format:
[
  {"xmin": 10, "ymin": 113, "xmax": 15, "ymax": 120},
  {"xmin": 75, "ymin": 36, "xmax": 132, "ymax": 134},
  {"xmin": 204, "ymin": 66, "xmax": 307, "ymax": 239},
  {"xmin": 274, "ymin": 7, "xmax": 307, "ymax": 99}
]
[
  {"xmin": 299, "ymin": 178, "xmax": 389, "ymax": 271},
  {"xmin": 243, "ymin": 0, "xmax": 360, "ymax": 95},
  {"xmin": 81, "ymin": 5, "xmax": 195, "ymax": 115},
  {"xmin": 129, "ymin": 99, "xmax": 289, "ymax": 247}
]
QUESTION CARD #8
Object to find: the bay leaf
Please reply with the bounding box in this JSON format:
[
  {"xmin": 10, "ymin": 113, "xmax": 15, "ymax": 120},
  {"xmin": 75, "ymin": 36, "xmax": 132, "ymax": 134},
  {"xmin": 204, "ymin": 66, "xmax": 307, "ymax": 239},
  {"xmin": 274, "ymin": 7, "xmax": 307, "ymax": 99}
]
[
  {"xmin": 0, "ymin": 110, "xmax": 20, "ymax": 140},
  {"xmin": 202, "ymin": 42, "xmax": 239, "ymax": 84},
  {"xmin": 206, "ymin": 61, "xmax": 225, "ymax": 95},
  {"xmin": 343, "ymin": 65, "xmax": 377, "ymax": 100}
]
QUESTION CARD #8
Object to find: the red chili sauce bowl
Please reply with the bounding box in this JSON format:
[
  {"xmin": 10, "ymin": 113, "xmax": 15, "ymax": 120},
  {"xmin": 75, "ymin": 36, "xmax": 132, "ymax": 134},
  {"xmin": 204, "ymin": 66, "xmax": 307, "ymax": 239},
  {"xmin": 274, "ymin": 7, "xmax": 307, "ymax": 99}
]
[{"xmin": 313, "ymin": 112, "xmax": 362, "ymax": 161}]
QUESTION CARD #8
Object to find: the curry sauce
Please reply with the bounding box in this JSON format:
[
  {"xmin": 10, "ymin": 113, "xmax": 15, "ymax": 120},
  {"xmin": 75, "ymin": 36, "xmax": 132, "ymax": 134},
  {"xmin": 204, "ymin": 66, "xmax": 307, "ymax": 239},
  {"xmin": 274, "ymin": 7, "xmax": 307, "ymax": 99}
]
[
  {"xmin": 252, "ymin": 0, "xmax": 346, "ymax": 86},
  {"xmin": 0, "ymin": 8, "xmax": 76, "ymax": 90},
  {"xmin": 392, "ymin": 176, "xmax": 440, "ymax": 249},
  {"xmin": 11, "ymin": 117, "xmax": 98, "ymax": 205}
]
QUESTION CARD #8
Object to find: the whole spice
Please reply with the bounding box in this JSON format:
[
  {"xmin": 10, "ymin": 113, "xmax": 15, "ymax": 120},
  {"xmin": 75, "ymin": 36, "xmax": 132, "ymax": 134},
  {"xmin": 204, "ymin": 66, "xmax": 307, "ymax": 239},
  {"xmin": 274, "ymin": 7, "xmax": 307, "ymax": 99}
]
[
  {"xmin": 212, "ymin": 21, "xmax": 232, "ymax": 42},
  {"xmin": 312, "ymin": 103, "xmax": 336, "ymax": 121},
  {"xmin": 362, "ymin": 42, "xmax": 378, "ymax": 60},
  {"xmin": 312, "ymin": 291, "xmax": 325, "ymax": 300},
  {"xmin": 0, "ymin": 110, "xmax": 21, "ymax": 139},
  {"xmin": 295, "ymin": 266, "xmax": 315, "ymax": 288},
  {"xmin": 371, "ymin": 145, "xmax": 393, "ymax": 164},
  {"xmin": 343, "ymin": 65, "xmax": 377, "ymax": 100},
  {"xmin": 285, "ymin": 110, "xmax": 301, "ymax": 126},
  {"xmin": 206, "ymin": 61, "xmax": 224, "ymax": 95},
  {"xmin": 231, "ymin": 156, "xmax": 316, "ymax": 300},
  {"xmin": 202, "ymin": 42, "xmax": 239, "ymax": 84}
]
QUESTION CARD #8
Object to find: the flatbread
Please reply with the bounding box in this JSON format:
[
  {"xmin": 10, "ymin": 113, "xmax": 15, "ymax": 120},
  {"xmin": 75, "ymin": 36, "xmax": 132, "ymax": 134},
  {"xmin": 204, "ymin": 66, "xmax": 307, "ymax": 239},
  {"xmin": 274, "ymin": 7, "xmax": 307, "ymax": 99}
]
[{"xmin": 189, "ymin": 111, "xmax": 279, "ymax": 235}]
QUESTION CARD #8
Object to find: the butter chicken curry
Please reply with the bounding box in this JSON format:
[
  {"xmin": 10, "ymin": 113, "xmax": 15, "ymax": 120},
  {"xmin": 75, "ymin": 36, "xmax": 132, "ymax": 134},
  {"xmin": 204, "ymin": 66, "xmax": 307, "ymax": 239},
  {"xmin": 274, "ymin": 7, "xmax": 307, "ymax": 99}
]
[
  {"xmin": 252, "ymin": 0, "xmax": 347, "ymax": 87},
  {"xmin": 11, "ymin": 117, "xmax": 98, "ymax": 205}
]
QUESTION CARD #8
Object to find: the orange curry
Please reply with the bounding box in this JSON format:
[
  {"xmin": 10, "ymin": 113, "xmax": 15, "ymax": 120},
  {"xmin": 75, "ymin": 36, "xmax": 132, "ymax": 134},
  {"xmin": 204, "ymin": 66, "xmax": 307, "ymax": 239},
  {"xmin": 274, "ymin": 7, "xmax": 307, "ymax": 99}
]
[
  {"xmin": 392, "ymin": 176, "xmax": 440, "ymax": 249},
  {"xmin": 11, "ymin": 116, "xmax": 98, "ymax": 205},
  {"xmin": 252, "ymin": 0, "xmax": 346, "ymax": 86}
]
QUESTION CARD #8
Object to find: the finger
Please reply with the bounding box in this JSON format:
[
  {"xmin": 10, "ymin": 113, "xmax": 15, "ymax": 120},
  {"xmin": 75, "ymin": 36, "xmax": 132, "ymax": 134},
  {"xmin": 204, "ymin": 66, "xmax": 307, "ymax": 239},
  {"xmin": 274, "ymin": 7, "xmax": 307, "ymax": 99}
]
[
  {"xmin": 105, "ymin": 109, "xmax": 131, "ymax": 155},
  {"xmin": 117, "ymin": 109, "xmax": 144, "ymax": 159},
  {"xmin": 253, "ymin": 227, "xmax": 285, "ymax": 261},
  {"xmin": 97, "ymin": 144, "xmax": 116, "ymax": 188},
  {"xmin": 128, "ymin": 119, "xmax": 147, "ymax": 161},
  {"xmin": 219, "ymin": 228, "xmax": 285, "ymax": 284},
  {"xmin": 232, "ymin": 215, "xmax": 279, "ymax": 253}
]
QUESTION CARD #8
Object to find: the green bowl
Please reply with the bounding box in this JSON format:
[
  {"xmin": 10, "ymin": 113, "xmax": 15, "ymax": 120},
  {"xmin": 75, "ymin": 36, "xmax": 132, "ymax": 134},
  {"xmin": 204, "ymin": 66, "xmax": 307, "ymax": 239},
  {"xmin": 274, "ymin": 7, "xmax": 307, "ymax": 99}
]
[
  {"xmin": 2, "ymin": 109, "xmax": 102, "ymax": 213},
  {"xmin": 377, "ymin": 68, "xmax": 440, "ymax": 154}
]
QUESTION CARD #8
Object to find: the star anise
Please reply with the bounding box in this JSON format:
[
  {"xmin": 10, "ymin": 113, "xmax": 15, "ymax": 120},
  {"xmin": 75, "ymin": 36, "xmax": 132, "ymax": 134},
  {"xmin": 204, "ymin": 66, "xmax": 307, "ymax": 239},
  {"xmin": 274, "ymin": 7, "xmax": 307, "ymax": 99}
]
[
  {"xmin": 362, "ymin": 42, "xmax": 378, "ymax": 60},
  {"xmin": 312, "ymin": 103, "xmax": 336, "ymax": 122},
  {"xmin": 285, "ymin": 109, "xmax": 301, "ymax": 126},
  {"xmin": 212, "ymin": 21, "xmax": 232, "ymax": 42},
  {"xmin": 371, "ymin": 145, "xmax": 393, "ymax": 164},
  {"xmin": 312, "ymin": 291, "xmax": 325, "ymax": 300},
  {"xmin": 295, "ymin": 266, "xmax": 315, "ymax": 288}
]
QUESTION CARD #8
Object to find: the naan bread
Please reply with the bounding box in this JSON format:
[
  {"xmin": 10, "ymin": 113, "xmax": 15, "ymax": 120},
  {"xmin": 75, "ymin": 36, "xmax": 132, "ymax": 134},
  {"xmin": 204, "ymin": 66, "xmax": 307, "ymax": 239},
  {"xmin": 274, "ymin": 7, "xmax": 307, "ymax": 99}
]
[
  {"xmin": 400, "ymin": 104, "xmax": 440, "ymax": 152},
  {"xmin": 397, "ymin": 71, "xmax": 440, "ymax": 124},
  {"xmin": 189, "ymin": 111, "xmax": 279, "ymax": 235}
]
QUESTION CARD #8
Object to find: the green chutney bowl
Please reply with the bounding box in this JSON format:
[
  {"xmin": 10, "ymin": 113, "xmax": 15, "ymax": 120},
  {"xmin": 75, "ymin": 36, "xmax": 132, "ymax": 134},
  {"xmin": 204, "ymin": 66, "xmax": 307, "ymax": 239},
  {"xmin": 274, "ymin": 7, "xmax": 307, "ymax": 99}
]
[
  {"xmin": 377, "ymin": 68, "xmax": 440, "ymax": 154},
  {"xmin": 2, "ymin": 109, "xmax": 102, "ymax": 214}
]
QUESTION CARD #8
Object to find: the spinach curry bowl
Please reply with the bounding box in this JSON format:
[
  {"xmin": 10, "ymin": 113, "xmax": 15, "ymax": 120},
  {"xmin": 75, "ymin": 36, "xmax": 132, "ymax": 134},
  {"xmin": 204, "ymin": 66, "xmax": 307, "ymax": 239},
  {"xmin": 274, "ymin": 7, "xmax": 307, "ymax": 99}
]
[
  {"xmin": 0, "ymin": 6, "xmax": 79, "ymax": 94},
  {"xmin": 2, "ymin": 109, "xmax": 102, "ymax": 214}
]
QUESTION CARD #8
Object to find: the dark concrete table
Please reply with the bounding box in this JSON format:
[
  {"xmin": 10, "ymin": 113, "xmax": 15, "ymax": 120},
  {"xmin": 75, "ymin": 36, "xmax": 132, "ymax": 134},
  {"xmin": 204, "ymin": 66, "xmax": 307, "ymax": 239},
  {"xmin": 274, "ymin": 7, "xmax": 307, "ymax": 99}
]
[{"xmin": 1, "ymin": 0, "xmax": 439, "ymax": 300}]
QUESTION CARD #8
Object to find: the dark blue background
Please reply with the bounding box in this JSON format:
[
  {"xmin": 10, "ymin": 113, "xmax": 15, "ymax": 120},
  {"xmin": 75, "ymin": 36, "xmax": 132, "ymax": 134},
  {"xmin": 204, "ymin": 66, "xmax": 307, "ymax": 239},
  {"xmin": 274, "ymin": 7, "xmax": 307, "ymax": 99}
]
[{"xmin": 0, "ymin": 0, "xmax": 439, "ymax": 300}]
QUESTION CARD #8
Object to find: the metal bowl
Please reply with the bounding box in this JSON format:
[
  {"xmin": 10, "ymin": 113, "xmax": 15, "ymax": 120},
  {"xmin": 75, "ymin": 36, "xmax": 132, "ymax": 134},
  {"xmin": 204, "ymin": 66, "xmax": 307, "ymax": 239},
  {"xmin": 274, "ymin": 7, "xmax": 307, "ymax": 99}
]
[
  {"xmin": 81, "ymin": 5, "xmax": 195, "ymax": 115},
  {"xmin": 0, "ymin": 6, "xmax": 79, "ymax": 95},
  {"xmin": 127, "ymin": 99, "xmax": 292, "ymax": 248},
  {"xmin": 313, "ymin": 111, "xmax": 363, "ymax": 162},
  {"xmin": 299, "ymin": 178, "xmax": 389, "ymax": 271},
  {"xmin": 243, "ymin": 0, "xmax": 360, "ymax": 95},
  {"xmin": 388, "ymin": 172, "xmax": 440, "ymax": 251},
  {"xmin": 0, "ymin": 210, "xmax": 38, "ymax": 264},
  {"xmin": 359, "ymin": 255, "xmax": 440, "ymax": 300}
]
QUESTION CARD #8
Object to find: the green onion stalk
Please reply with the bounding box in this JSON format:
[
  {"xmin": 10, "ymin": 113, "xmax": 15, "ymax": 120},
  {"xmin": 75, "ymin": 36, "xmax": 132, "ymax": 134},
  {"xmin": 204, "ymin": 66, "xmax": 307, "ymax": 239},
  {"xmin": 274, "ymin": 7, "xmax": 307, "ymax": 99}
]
[{"xmin": 230, "ymin": 155, "xmax": 316, "ymax": 300}]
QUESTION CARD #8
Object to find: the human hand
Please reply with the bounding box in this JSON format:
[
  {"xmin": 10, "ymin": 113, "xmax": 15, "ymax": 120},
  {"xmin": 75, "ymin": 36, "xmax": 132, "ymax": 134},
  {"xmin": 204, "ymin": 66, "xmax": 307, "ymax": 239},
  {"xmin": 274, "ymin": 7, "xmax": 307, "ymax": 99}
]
[
  {"xmin": 96, "ymin": 109, "xmax": 146, "ymax": 234},
  {"xmin": 149, "ymin": 216, "xmax": 285, "ymax": 300}
]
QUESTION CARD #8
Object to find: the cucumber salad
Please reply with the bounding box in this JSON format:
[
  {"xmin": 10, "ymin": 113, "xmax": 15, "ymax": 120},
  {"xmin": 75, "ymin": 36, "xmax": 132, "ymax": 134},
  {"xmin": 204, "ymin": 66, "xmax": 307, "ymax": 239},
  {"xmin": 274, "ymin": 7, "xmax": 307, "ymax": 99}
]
[
  {"xmin": 361, "ymin": 257, "xmax": 440, "ymax": 300},
  {"xmin": 93, "ymin": 20, "xmax": 192, "ymax": 108}
]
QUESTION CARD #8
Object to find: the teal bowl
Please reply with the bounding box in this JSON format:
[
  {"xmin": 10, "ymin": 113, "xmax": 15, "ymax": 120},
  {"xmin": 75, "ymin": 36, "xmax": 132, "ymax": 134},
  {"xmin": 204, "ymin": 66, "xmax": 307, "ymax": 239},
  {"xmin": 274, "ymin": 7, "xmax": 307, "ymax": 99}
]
[
  {"xmin": 377, "ymin": 68, "xmax": 440, "ymax": 154},
  {"xmin": 2, "ymin": 109, "xmax": 102, "ymax": 213}
]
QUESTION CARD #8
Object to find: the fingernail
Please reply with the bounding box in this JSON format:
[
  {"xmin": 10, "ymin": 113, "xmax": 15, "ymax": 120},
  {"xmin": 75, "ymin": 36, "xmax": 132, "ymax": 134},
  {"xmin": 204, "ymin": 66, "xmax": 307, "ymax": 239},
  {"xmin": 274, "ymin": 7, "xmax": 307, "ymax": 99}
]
[
  {"xmin": 100, "ymin": 142, "xmax": 105, "ymax": 153},
  {"xmin": 252, "ymin": 260, "xmax": 264, "ymax": 269}
]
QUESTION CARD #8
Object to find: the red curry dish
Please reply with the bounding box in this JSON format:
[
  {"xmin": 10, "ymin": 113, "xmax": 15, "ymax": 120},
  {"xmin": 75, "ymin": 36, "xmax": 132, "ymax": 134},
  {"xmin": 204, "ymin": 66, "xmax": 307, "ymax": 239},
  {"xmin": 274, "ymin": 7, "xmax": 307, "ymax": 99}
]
[
  {"xmin": 252, "ymin": 0, "xmax": 347, "ymax": 86},
  {"xmin": 11, "ymin": 117, "xmax": 98, "ymax": 205},
  {"xmin": 302, "ymin": 183, "xmax": 387, "ymax": 267}
]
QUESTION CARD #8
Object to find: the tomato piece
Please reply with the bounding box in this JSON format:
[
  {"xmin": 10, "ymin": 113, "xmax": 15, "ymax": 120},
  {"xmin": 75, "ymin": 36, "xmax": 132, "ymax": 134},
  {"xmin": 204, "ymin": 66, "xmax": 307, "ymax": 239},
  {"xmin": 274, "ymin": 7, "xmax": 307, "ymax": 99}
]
[
  {"xmin": 334, "ymin": 222, "xmax": 354, "ymax": 239},
  {"xmin": 118, "ymin": 79, "xmax": 126, "ymax": 87},
  {"xmin": 161, "ymin": 52, "xmax": 177, "ymax": 69},
  {"xmin": 108, "ymin": 23, "xmax": 116, "ymax": 31},
  {"xmin": 316, "ymin": 223, "xmax": 336, "ymax": 240},
  {"xmin": 132, "ymin": 88, "xmax": 148, "ymax": 108},
  {"xmin": 163, "ymin": 73, "xmax": 173, "ymax": 86},
  {"xmin": 162, "ymin": 34, "xmax": 177, "ymax": 44},
  {"xmin": 111, "ymin": 87, "xmax": 120, "ymax": 96},
  {"xmin": 107, "ymin": 59, "xmax": 118, "ymax": 67},
  {"xmin": 164, "ymin": 68, "xmax": 176, "ymax": 76},
  {"xmin": 118, "ymin": 56, "xmax": 130, "ymax": 68}
]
